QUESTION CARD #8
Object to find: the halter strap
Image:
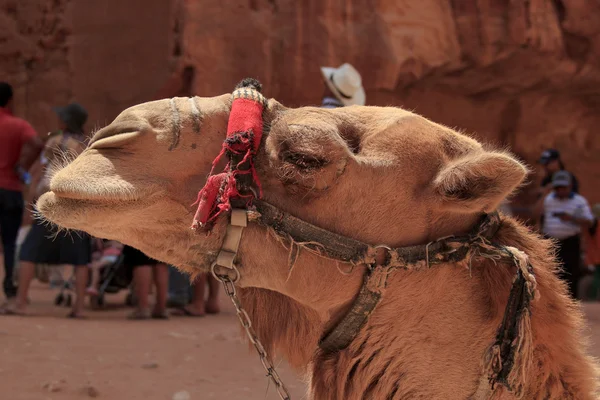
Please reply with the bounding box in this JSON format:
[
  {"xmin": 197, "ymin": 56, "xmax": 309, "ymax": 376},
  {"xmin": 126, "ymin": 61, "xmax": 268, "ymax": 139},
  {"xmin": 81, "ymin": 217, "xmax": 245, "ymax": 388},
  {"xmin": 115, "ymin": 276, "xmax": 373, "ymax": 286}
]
[{"xmin": 252, "ymin": 200, "xmax": 502, "ymax": 269}]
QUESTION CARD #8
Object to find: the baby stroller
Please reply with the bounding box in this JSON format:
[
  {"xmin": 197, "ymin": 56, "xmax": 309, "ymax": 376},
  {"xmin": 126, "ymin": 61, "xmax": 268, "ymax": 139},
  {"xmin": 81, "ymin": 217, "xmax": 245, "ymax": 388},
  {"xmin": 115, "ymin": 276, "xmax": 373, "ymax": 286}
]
[
  {"xmin": 53, "ymin": 269, "xmax": 74, "ymax": 307},
  {"xmin": 54, "ymin": 253, "xmax": 135, "ymax": 309},
  {"xmin": 89, "ymin": 253, "xmax": 135, "ymax": 308}
]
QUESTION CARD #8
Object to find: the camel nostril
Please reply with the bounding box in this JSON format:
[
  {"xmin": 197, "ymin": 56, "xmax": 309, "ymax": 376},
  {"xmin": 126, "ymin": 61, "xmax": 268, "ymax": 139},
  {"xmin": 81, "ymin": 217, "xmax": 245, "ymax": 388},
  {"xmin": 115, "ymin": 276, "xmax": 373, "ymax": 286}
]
[
  {"xmin": 89, "ymin": 126, "xmax": 144, "ymax": 149},
  {"xmin": 88, "ymin": 118, "xmax": 148, "ymax": 147}
]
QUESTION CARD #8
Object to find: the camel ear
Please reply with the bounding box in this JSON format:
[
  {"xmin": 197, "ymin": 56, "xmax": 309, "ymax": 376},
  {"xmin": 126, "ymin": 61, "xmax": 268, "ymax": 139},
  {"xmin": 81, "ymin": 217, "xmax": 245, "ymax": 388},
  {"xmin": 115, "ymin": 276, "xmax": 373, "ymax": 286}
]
[{"xmin": 433, "ymin": 152, "xmax": 527, "ymax": 213}]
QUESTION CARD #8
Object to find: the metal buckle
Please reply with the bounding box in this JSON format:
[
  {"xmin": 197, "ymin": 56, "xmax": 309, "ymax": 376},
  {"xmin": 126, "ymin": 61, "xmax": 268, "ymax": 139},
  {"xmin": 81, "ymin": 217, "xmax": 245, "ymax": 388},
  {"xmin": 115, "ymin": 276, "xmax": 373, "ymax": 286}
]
[
  {"xmin": 211, "ymin": 261, "xmax": 240, "ymax": 283},
  {"xmin": 374, "ymin": 244, "xmax": 391, "ymax": 266}
]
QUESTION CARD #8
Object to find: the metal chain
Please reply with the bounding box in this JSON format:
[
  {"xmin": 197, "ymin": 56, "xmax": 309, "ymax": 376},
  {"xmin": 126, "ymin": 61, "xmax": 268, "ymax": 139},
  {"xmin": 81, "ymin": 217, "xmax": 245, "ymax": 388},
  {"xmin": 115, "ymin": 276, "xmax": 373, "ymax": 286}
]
[{"xmin": 215, "ymin": 274, "xmax": 292, "ymax": 400}]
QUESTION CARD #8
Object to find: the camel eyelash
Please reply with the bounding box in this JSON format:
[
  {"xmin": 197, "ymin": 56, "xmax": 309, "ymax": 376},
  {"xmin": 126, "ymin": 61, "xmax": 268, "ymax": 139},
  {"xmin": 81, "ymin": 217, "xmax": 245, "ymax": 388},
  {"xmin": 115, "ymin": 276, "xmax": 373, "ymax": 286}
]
[{"xmin": 280, "ymin": 151, "xmax": 328, "ymax": 170}]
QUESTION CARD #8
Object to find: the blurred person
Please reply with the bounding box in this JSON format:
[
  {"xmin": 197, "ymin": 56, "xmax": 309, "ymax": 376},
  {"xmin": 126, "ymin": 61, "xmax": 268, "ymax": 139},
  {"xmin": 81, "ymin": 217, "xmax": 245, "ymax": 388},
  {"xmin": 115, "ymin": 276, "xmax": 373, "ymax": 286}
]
[
  {"xmin": 21, "ymin": 130, "xmax": 63, "ymax": 227},
  {"xmin": 535, "ymin": 148, "xmax": 580, "ymax": 231},
  {"xmin": 167, "ymin": 265, "xmax": 191, "ymax": 308},
  {"xmin": 0, "ymin": 82, "xmax": 43, "ymax": 305},
  {"xmin": 538, "ymin": 149, "xmax": 579, "ymax": 193},
  {"xmin": 319, "ymin": 63, "xmax": 366, "ymax": 108},
  {"xmin": 86, "ymin": 239, "xmax": 124, "ymax": 296},
  {"xmin": 542, "ymin": 171, "xmax": 594, "ymax": 298},
  {"xmin": 23, "ymin": 131, "xmax": 65, "ymax": 289},
  {"xmin": 124, "ymin": 245, "xmax": 169, "ymax": 319},
  {"xmin": 1, "ymin": 103, "xmax": 92, "ymax": 318},
  {"xmin": 582, "ymin": 204, "xmax": 600, "ymax": 299},
  {"xmin": 172, "ymin": 272, "xmax": 220, "ymax": 317},
  {"xmin": 168, "ymin": 264, "xmax": 220, "ymax": 316}
]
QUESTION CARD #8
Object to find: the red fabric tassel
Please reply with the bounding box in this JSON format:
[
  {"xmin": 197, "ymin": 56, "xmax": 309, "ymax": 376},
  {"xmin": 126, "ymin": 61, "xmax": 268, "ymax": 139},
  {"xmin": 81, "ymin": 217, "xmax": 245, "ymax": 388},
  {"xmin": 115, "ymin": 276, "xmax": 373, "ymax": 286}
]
[
  {"xmin": 226, "ymin": 98, "xmax": 264, "ymax": 149},
  {"xmin": 191, "ymin": 92, "xmax": 265, "ymax": 229},
  {"xmin": 191, "ymin": 173, "xmax": 227, "ymax": 230}
]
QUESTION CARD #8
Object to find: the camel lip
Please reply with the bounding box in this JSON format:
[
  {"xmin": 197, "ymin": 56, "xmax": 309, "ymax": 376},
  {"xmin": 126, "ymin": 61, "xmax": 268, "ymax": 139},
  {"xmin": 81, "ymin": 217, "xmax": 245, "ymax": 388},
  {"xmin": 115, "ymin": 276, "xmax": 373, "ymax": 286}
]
[
  {"xmin": 37, "ymin": 191, "xmax": 142, "ymax": 225},
  {"xmin": 36, "ymin": 192, "xmax": 135, "ymax": 236},
  {"xmin": 47, "ymin": 189, "xmax": 141, "ymax": 203}
]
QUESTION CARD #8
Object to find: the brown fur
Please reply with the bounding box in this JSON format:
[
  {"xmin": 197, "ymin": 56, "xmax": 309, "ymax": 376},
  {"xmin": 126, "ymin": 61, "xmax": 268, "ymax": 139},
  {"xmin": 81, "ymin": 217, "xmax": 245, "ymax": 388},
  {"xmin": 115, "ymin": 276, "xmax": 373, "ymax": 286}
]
[
  {"xmin": 37, "ymin": 95, "xmax": 599, "ymax": 399},
  {"xmin": 238, "ymin": 218, "xmax": 599, "ymax": 399}
]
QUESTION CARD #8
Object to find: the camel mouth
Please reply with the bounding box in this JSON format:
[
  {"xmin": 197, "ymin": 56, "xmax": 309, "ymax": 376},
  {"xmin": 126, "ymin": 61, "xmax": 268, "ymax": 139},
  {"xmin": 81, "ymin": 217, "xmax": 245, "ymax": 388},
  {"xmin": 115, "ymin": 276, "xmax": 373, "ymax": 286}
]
[
  {"xmin": 38, "ymin": 191, "xmax": 139, "ymax": 214},
  {"xmin": 36, "ymin": 191, "xmax": 143, "ymax": 232},
  {"xmin": 48, "ymin": 187, "xmax": 141, "ymax": 203},
  {"xmin": 48, "ymin": 169, "xmax": 144, "ymax": 204}
]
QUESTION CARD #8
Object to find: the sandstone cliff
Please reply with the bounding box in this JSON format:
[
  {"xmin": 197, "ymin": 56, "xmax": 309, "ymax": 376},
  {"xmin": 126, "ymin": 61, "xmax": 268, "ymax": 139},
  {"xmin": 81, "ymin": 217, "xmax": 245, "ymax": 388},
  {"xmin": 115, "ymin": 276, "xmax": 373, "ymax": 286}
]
[{"xmin": 2, "ymin": 0, "xmax": 599, "ymax": 204}]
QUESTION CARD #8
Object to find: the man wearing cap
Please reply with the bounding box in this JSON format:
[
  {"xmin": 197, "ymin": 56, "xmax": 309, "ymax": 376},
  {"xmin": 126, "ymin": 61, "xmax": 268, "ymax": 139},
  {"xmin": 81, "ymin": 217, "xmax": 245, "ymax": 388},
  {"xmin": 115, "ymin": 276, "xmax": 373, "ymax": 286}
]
[
  {"xmin": 2, "ymin": 102, "xmax": 92, "ymax": 318},
  {"xmin": 0, "ymin": 82, "xmax": 43, "ymax": 306},
  {"xmin": 542, "ymin": 170, "xmax": 594, "ymax": 298},
  {"xmin": 320, "ymin": 63, "xmax": 366, "ymax": 108},
  {"xmin": 535, "ymin": 148, "xmax": 580, "ymax": 232},
  {"xmin": 539, "ymin": 148, "xmax": 579, "ymax": 194}
]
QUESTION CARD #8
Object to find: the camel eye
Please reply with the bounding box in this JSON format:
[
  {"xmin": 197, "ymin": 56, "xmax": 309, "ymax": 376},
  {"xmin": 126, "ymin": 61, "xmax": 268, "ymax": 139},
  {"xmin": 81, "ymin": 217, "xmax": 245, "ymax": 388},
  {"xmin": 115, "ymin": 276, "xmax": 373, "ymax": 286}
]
[{"xmin": 280, "ymin": 151, "xmax": 328, "ymax": 171}]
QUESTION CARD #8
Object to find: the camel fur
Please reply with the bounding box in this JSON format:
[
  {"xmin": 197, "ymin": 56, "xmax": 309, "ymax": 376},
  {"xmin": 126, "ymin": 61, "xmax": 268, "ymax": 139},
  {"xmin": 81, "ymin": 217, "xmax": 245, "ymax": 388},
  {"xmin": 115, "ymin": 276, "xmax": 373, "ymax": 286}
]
[{"xmin": 37, "ymin": 94, "xmax": 599, "ymax": 399}]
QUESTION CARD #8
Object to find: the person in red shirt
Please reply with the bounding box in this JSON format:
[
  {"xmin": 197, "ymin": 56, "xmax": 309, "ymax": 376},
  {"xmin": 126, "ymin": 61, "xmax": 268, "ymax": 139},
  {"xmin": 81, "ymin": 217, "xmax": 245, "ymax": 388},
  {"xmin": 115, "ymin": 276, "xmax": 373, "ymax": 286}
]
[
  {"xmin": 0, "ymin": 82, "xmax": 42, "ymax": 304},
  {"xmin": 4, "ymin": 102, "xmax": 91, "ymax": 318}
]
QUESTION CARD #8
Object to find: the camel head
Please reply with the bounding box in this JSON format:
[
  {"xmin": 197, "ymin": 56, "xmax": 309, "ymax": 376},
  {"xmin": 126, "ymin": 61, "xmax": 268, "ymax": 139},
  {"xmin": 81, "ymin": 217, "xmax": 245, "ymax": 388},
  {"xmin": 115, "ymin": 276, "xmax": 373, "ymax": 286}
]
[
  {"xmin": 38, "ymin": 87, "xmax": 600, "ymax": 400},
  {"xmin": 38, "ymin": 92, "xmax": 528, "ymax": 295}
]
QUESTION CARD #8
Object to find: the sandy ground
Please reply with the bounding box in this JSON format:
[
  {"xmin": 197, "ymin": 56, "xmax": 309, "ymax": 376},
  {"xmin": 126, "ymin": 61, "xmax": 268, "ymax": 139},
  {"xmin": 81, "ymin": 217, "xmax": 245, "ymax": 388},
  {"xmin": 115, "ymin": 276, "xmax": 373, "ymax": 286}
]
[
  {"xmin": 0, "ymin": 280, "xmax": 307, "ymax": 400},
  {"xmin": 2, "ymin": 279, "xmax": 600, "ymax": 400}
]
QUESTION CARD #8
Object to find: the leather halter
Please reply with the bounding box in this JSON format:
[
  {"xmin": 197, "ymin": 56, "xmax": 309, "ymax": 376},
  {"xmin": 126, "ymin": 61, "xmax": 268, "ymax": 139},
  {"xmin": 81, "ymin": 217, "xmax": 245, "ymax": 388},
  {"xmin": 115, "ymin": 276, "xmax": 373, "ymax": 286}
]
[
  {"xmin": 252, "ymin": 201, "xmax": 503, "ymax": 351},
  {"xmin": 194, "ymin": 81, "xmax": 538, "ymax": 398}
]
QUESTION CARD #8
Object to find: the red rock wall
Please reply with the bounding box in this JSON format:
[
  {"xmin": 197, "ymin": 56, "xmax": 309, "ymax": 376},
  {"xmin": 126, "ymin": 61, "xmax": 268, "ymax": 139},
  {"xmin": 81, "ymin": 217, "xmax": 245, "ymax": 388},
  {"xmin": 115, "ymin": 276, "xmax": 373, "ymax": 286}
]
[
  {"xmin": 1, "ymin": 0, "xmax": 179, "ymax": 135},
  {"xmin": 2, "ymin": 0, "xmax": 600, "ymax": 203}
]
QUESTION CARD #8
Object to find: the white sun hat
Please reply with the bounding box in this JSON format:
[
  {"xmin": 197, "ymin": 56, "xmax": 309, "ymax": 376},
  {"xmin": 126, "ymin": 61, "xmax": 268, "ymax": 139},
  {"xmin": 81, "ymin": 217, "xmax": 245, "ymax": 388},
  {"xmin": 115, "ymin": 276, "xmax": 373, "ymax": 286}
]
[{"xmin": 320, "ymin": 63, "xmax": 366, "ymax": 106}]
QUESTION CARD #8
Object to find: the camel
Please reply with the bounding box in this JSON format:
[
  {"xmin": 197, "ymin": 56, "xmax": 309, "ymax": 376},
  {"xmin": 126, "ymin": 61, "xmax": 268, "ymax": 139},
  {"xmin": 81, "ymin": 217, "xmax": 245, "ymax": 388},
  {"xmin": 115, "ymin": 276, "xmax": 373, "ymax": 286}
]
[{"xmin": 37, "ymin": 81, "xmax": 599, "ymax": 399}]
